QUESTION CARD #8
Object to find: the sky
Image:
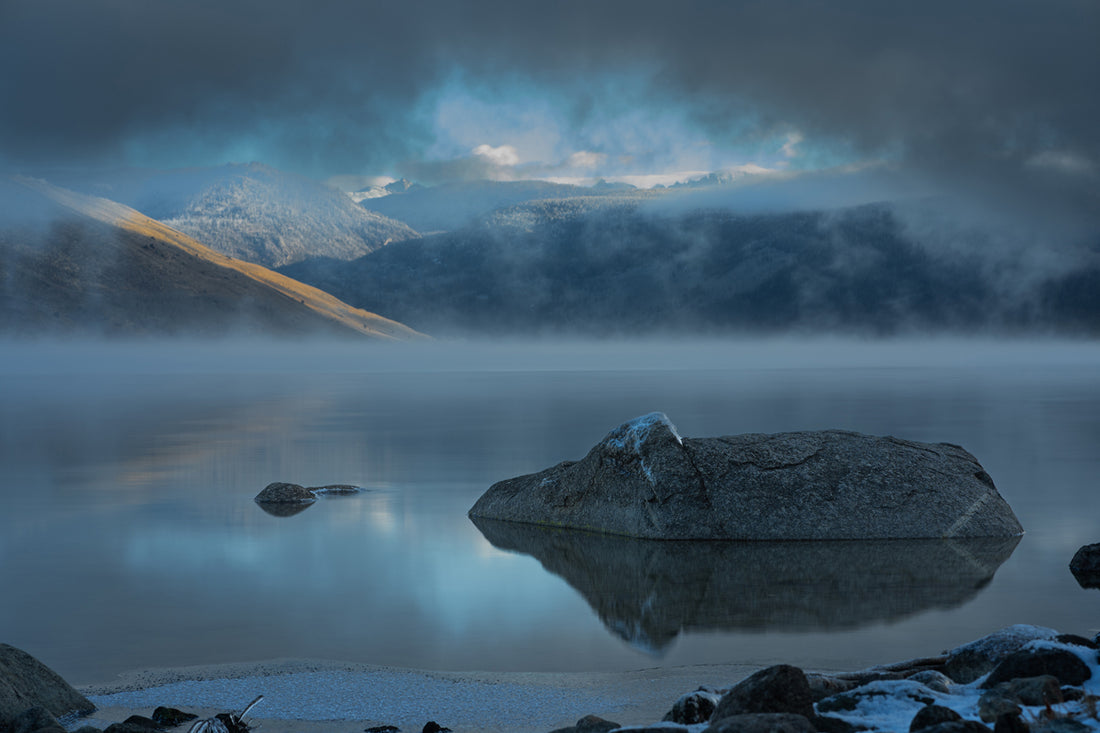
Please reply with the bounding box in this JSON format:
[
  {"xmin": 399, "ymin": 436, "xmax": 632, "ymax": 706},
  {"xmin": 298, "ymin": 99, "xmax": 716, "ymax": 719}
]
[{"xmin": 0, "ymin": 0, "xmax": 1097, "ymax": 220}]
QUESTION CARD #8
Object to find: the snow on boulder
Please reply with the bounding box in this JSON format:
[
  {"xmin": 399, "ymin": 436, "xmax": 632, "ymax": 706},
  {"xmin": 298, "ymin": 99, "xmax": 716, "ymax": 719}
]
[{"xmin": 468, "ymin": 413, "xmax": 1024, "ymax": 540}]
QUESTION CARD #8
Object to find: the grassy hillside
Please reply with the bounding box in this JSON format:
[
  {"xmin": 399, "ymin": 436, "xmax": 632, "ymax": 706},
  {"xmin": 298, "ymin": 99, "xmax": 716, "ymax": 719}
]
[{"xmin": 0, "ymin": 177, "xmax": 425, "ymax": 340}]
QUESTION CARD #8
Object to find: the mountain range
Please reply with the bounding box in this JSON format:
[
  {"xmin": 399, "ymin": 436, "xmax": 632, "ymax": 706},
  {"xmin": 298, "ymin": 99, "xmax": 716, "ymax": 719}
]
[
  {"xmin": 283, "ymin": 195, "xmax": 1100, "ymax": 337},
  {"xmin": 0, "ymin": 176, "xmax": 423, "ymax": 339},
  {"xmin": 45, "ymin": 163, "xmax": 417, "ymax": 268},
  {"xmin": 2, "ymin": 163, "xmax": 1097, "ymax": 338}
]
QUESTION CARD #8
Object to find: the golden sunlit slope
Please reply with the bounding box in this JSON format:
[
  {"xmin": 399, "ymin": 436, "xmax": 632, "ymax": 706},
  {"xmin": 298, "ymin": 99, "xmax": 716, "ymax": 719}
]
[{"xmin": 0, "ymin": 177, "xmax": 425, "ymax": 339}]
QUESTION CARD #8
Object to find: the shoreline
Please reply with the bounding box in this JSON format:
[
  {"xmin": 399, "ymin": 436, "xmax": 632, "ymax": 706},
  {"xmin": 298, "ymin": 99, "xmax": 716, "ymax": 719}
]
[
  {"xmin": 25, "ymin": 624, "xmax": 1100, "ymax": 733},
  {"xmin": 77, "ymin": 659, "xmax": 772, "ymax": 733}
]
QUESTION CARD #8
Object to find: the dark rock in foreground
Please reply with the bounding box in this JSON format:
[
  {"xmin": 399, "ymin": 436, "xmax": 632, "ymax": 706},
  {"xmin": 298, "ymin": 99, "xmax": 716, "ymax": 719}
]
[
  {"xmin": 1069, "ymin": 543, "xmax": 1100, "ymax": 588},
  {"xmin": 470, "ymin": 413, "xmax": 1024, "ymax": 540},
  {"xmin": 703, "ymin": 712, "xmax": 817, "ymax": 733},
  {"xmin": 11, "ymin": 706, "xmax": 66, "ymax": 733},
  {"xmin": 0, "ymin": 644, "xmax": 95, "ymax": 725},
  {"xmin": 712, "ymin": 665, "xmax": 814, "ymax": 720},
  {"xmin": 547, "ymin": 714, "xmax": 621, "ymax": 733},
  {"xmin": 911, "ymin": 704, "xmax": 963, "ymax": 731},
  {"xmin": 981, "ymin": 646, "xmax": 1093, "ymax": 688},
  {"xmin": 152, "ymin": 707, "xmax": 198, "ymax": 727},
  {"xmin": 943, "ymin": 625, "xmax": 1059, "ymax": 684},
  {"xmin": 664, "ymin": 689, "xmax": 721, "ymax": 724}
]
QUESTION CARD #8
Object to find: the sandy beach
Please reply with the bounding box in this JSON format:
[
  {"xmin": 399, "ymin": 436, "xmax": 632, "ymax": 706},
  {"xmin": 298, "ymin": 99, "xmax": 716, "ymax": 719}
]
[{"xmin": 78, "ymin": 659, "xmax": 770, "ymax": 733}]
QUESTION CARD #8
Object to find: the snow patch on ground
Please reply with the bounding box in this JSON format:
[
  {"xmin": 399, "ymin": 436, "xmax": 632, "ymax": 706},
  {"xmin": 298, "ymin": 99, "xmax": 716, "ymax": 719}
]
[{"xmin": 821, "ymin": 639, "xmax": 1100, "ymax": 732}]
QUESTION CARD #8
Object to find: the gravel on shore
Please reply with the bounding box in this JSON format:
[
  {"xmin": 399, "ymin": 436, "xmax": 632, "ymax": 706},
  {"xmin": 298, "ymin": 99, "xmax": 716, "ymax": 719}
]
[{"xmin": 78, "ymin": 660, "xmax": 767, "ymax": 733}]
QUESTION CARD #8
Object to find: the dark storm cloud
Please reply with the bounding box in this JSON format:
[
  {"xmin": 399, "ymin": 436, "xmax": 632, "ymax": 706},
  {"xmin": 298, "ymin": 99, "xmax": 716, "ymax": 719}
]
[{"xmin": 1, "ymin": 0, "xmax": 1096, "ymax": 220}]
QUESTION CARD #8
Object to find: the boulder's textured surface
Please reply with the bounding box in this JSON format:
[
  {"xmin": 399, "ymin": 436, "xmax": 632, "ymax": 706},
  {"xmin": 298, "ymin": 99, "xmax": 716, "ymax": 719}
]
[
  {"xmin": 254, "ymin": 482, "xmax": 317, "ymax": 504},
  {"xmin": 911, "ymin": 704, "xmax": 963, "ymax": 732},
  {"xmin": 982, "ymin": 676, "xmax": 1063, "ymax": 707},
  {"xmin": 806, "ymin": 674, "xmax": 859, "ymax": 703},
  {"xmin": 470, "ymin": 413, "xmax": 1024, "ymax": 540},
  {"xmin": 944, "ymin": 625, "xmax": 1059, "ymax": 684},
  {"xmin": 908, "ymin": 671, "xmax": 954, "ymax": 694},
  {"xmin": 663, "ymin": 689, "xmax": 722, "ymax": 725},
  {"xmin": 0, "ymin": 644, "xmax": 95, "ymax": 724},
  {"xmin": 981, "ymin": 646, "xmax": 1093, "ymax": 688},
  {"xmin": 712, "ymin": 665, "xmax": 814, "ymax": 720},
  {"xmin": 11, "ymin": 706, "xmax": 66, "ymax": 733}
]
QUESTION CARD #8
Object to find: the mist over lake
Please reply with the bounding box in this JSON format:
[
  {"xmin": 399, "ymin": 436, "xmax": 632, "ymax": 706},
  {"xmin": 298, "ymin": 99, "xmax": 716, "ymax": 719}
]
[{"xmin": 2, "ymin": 339, "xmax": 1097, "ymax": 686}]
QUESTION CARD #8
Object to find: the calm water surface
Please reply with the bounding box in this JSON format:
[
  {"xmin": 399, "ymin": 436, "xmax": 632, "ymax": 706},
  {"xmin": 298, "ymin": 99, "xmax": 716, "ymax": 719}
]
[{"xmin": 1, "ymin": 340, "xmax": 1098, "ymax": 685}]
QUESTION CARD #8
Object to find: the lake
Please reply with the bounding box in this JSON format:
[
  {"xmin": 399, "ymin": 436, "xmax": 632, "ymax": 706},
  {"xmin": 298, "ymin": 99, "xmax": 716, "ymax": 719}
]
[{"xmin": 2, "ymin": 339, "xmax": 1098, "ymax": 686}]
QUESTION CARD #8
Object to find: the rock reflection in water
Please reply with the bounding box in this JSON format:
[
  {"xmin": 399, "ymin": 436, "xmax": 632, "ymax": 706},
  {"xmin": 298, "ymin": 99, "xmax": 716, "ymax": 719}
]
[
  {"xmin": 255, "ymin": 501, "xmax": 314, "ymax": 517},
  {"xmin": 470, "ymin": 517, "xmax": 1020, "ymax": 654}
]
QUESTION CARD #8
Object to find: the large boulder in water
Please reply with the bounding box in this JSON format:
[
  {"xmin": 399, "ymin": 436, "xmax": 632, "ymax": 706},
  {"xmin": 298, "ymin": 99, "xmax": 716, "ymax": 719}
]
[{"xmin": 468, "ymin": 413, "xmax": 1023, "ymax": 540}]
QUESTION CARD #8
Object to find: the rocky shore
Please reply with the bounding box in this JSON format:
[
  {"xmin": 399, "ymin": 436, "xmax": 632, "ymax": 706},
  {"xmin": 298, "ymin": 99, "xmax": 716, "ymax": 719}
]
[{"xmin": 4, "ymin": 624, "xmax": 1100, "ymax": 733}]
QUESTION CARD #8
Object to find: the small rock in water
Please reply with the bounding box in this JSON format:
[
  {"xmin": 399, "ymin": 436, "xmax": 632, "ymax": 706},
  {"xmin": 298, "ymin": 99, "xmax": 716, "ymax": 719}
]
[
  {"xmin": 254, "ymin": 482, "xmax": 316, "ymax": 504},
  {"xmin": 364, "ymin": 727, "xmax": 400, "ymax": 733},
  {"xmin": 1069, "ymin": 543, "xmax": 1100, "ymax": 588}
]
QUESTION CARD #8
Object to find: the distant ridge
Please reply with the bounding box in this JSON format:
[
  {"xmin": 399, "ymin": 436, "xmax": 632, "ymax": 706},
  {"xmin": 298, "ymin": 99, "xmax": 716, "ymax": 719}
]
[
  {"xmin": 44, "ymin": 163, "xmax": 418, "ymax": 268},
  {"xmin": 0, "ymin": 177, "xmax": 425, "ymax": 340},
  {"xmin": 361, "ymin": 178, "xmax": 650, "ymax": 233}
]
